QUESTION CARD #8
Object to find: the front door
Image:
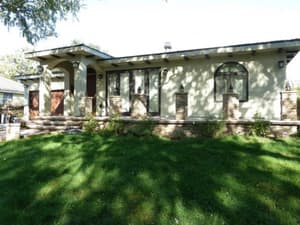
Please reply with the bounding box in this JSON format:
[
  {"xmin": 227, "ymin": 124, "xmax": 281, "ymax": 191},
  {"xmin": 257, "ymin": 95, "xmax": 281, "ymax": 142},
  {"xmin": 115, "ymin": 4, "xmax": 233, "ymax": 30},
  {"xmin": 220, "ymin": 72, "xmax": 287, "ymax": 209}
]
[
  {"xmin": 87, "ymin": 72, "xmax": 96, "ymax": 114},
  {"xmin": 29, "ymin": 91, "xmax": 39, "ymax": 119},
  {"xmin": 51, "ymin": 90, "xmax": 64, "ymax": 116}
]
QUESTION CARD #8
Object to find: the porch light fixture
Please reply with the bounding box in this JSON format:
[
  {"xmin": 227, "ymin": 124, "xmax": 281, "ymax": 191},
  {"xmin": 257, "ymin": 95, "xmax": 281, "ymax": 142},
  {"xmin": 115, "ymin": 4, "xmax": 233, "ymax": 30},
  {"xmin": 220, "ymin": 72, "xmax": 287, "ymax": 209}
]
[
  {"xmin": 179, "ymin": 84, "xmax": 184, "ymax": 92},
  {"xmin": 72, "ymin": 61, "xmax": 80, "ymax": 69},
  {"xmin": 162, "ymin": 68, "xmax": 168, "ymax": 78},
  {"xmin": 278, "ymin": 60, "xmax": 285, "ymax": 69},
  {"xmin": 37, "ymin": 65, "xmax": 44, "ymax": 74}
]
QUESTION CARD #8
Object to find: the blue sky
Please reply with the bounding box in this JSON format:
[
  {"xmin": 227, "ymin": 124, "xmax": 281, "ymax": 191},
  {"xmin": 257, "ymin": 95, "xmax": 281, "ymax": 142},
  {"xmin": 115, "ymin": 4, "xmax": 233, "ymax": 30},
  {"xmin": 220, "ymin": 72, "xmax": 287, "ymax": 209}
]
[{"xmin": 0, "ymin": 0, "xmax": 300, "ymax": 56}]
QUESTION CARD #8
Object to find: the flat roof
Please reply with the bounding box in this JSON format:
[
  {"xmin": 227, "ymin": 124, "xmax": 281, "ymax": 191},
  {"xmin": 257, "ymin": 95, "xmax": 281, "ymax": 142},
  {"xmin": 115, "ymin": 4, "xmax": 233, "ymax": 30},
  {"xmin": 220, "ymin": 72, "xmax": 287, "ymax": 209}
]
[
  {"xmin": 26, "ymin": 38, "xmax": 300, "ymax": 65},
  {"xmin": 26, "ymin": 44, "xmax": 113, "ymax": 61},
  {"xmin": 101, "ymin": 38, "xmax": 300, "ymax": 65},
  {"xmin": 0, "ymin": 76, "xmax": 24, "ymax": 94}
]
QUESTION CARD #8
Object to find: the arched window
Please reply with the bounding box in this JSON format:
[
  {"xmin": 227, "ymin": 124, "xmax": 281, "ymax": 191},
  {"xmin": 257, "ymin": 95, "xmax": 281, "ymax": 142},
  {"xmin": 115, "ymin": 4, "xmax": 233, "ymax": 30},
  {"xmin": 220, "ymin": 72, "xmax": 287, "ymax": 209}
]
[{"xmin": 214, "ymin": 62, "xmax": 248, "ymax": 102}]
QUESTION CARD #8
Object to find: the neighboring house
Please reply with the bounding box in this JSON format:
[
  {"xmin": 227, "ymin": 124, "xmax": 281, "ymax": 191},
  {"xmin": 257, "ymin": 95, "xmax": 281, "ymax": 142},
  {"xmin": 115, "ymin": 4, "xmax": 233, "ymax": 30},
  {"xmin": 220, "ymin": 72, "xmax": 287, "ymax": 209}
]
[
  {"xmin": 15, "ymin": 39, "xmax": 300, "ymax": 121},
  {"xmin": 0, "ymin": 76, "xmax": 24, "ymax": 107}
]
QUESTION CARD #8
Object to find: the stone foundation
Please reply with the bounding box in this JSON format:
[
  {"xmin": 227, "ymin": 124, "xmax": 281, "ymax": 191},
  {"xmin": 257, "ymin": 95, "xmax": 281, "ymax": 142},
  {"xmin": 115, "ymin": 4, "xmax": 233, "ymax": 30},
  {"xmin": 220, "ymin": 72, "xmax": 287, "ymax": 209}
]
[
  {"xmin": 0, "ymin": 123, "xmax": 21, "ymax": 141},
  {"xmin": 97, "ymin": 118, "xmax": 299, "ymax": 138}
]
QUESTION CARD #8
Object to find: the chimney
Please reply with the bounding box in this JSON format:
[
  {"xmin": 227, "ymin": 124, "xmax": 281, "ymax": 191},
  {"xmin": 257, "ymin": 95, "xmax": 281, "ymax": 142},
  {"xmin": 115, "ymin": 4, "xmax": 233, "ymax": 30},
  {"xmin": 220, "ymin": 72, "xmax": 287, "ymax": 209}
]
[{"xmin": 164, "ymin": 42, "xmax": 172, "ymax": 52}]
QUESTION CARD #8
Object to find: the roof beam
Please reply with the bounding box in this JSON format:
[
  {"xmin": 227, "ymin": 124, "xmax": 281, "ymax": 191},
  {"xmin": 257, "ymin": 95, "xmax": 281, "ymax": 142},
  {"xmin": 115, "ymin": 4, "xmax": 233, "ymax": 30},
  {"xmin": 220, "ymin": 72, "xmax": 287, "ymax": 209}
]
[
  {"xmin": 111, "ymin": 63, "xmax": 119, "ymax": 67},
  {"xmin": 66, "ymin": 52, "xmax": 76, "ymax": 57},
  {"xmin": 163, "ymin": 58, "xmax": 169, "ymax": 63},
  {"xmin": 86, "ymin": 54, "xmax": 95, "ymax": 58},
  {"xmin": 183, "ymin": 56, "xmax": 190, "ymax": 61},
  {"xmin": 51, "ymin": 54, "xmax": 61, "ymax": 59},
  {"xmin": 37, "ymin": 56, "xmax": 46, "ymax": 61}
]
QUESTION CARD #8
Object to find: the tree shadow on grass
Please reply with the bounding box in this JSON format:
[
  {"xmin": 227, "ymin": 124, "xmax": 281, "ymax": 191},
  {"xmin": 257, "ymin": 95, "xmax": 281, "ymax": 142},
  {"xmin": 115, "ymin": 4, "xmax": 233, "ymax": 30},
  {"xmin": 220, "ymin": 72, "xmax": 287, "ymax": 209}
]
[{"xmin": 0, "ymin": 134, "xmax": 299, "ymax": 225}]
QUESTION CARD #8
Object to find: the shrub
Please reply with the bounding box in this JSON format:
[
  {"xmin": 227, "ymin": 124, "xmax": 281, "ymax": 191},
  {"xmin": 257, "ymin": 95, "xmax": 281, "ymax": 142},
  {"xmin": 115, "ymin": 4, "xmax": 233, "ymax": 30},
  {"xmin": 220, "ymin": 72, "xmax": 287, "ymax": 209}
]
[
  {"xmin": 127, "ymin": 120, "xmax": 155, "ymax": 137},
  {"xmin": 103, "ymin": 114, "xmax": 126, "ymax": 136},
  {"xmin": 83, "ymin": 114, "xmax": 99, "ymax": 133},
  {"xmin": 197, "ymin": 120, "xmax": 225, "ymax": 138},
  {"xmin": 249, "ymin": 113, "xmax": 271, "ymax": 137}
]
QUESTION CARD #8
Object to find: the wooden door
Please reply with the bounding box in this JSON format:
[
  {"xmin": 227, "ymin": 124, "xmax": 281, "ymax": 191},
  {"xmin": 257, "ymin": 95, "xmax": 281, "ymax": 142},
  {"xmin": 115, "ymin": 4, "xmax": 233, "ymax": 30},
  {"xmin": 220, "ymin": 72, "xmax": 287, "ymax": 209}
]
[
  {"xmin": 29, "ymin": 91, "xmax": 39, "ymax": 119},
  {"xmin": 51, "ymin": 90, "xmax": 64, "ymax": 116},
  {"xmin": 87, "ymin": 73, "xmax": 96, "ymax": 113}
]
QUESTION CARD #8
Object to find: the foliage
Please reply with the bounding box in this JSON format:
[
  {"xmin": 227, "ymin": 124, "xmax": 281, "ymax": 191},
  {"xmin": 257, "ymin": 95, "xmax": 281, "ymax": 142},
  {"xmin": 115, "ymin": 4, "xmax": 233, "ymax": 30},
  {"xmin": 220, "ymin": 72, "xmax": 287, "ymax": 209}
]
[
  {"xmin": 0, "ymin": 134, "xmax": 300, "ymax": 225},
  {"xmin": 126, "ymin": 120, "xmax": 155, "ymax": 137},
  {"xmin": 0, "ymin": 48, "xmax": 38, "ymax": 78},
  {"xmin": 249, "ymin": 113, "xmax": 271, "ymax": 137},
  {"xmin": 297, "ymin": 87, "xmax": 300, "ymax": 120},
  {"xmin": 82, "ymin": 114, "xmax": 98, "ymax": 133},
  {"xmin": 197, "ymin": 120, "xmax": 226, "ymax": 138},
  {"xmin": 103, "ymin": 114, "xmax": 126, "ymax": 136},
  {"xmin": 0, "ymin": 0, "xmax": 82, "ymax": 44}
]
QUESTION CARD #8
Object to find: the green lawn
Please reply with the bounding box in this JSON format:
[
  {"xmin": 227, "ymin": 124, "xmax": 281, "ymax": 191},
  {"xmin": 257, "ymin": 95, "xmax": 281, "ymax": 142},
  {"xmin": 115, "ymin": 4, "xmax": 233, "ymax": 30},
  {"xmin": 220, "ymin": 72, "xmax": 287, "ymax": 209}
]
[{"xmin": 0, "ymin": 133, "xmax": 300, "ymax": 225}]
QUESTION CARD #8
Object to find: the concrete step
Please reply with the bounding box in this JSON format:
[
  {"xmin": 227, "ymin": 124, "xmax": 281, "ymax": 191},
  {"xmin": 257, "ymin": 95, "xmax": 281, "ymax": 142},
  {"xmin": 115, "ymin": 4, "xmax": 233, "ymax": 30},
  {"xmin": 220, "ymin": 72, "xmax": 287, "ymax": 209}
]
[
  {"xmin": 29, "ymin": 120, "xmax": 82, "ymax": 126},
  {"xmin": 26, "ymin": 121, "xmax": 81, "ymax": 131}
]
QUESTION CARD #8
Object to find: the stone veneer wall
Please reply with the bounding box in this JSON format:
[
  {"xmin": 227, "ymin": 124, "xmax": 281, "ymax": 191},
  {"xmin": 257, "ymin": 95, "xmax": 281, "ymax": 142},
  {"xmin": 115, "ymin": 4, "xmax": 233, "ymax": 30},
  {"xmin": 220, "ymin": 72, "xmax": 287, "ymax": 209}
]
[
  {"xmin": 175, "ymin": 92, "xmax": 188, "ymax": 120},
  {"xmin": 94, "ymin": 118, "xmax": 299, "ymax": 138},
  {"xmin": 281, "ymin": 91, "xmax": 297, "ymax": 120}
]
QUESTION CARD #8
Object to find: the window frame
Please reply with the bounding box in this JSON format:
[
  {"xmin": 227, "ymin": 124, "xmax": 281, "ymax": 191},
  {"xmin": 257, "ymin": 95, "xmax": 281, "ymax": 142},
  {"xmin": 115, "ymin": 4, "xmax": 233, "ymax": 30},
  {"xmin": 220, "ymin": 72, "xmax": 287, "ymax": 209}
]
[
  {"xmin": 106, "ymin": 67, "xmax": 161, "ymax": 116},
  {"xmin": 214, "ymin": 61, "xmax": 249, "ymax": 102}
]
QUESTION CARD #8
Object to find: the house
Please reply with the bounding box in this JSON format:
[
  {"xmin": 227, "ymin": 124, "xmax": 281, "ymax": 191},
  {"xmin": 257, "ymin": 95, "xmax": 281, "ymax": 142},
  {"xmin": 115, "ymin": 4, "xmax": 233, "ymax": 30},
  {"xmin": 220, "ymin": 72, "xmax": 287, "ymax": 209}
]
[
  {"xmin": 0, "ymin": 76, "xmax": 24, "ymax": 108},
  {"xmin": 16, "ymin": 39, "xmax": 300, "ymax": 126}
]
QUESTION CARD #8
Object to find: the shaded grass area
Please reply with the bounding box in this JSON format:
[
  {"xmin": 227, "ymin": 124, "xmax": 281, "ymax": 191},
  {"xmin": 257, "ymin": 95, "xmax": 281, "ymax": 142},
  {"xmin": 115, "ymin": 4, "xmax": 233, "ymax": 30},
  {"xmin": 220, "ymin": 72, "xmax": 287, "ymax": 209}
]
[{"xmin": 0, "ymin": 134, "xmax": 300, "ymax": 225}]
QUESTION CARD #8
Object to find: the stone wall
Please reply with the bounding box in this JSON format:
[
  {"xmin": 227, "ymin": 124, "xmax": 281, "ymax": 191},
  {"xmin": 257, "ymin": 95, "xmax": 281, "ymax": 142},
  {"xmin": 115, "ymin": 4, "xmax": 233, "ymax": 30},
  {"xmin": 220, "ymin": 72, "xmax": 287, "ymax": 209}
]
[{"xmin": 95, "ymin": 118, "xmax": 299, "ymax": 139}]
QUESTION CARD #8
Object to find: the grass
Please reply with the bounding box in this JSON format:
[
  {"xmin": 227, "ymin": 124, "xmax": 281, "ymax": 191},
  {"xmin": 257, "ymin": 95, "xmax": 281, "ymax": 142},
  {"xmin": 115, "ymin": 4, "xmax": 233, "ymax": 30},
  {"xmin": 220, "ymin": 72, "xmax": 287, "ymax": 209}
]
[{"xmin": 0, "ymin": 133, "xmax": 300, "ymax": 225}]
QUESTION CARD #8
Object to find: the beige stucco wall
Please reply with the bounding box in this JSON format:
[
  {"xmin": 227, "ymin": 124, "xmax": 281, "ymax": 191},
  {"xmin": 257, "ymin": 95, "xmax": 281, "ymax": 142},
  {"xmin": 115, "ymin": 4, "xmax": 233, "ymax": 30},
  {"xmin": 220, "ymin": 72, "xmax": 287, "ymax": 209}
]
[
  {"xmin": 158, "ymin": 52, "xmax": 285, "ymax": 120},
  {"xmin": 23, "ymin": 50, "xmax": 286, "ymax": 120},
  {"xmin": 26, "ymin": 78, "xmax": 64, "ymax": 91}
]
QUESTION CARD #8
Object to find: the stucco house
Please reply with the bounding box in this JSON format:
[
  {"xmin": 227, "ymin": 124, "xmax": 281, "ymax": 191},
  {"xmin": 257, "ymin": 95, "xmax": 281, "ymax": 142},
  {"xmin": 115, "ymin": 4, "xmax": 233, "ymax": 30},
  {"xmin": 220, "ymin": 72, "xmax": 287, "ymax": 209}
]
[{"xmin": 16, "ymin": 39, "xmax": 300, "ymax": 133}]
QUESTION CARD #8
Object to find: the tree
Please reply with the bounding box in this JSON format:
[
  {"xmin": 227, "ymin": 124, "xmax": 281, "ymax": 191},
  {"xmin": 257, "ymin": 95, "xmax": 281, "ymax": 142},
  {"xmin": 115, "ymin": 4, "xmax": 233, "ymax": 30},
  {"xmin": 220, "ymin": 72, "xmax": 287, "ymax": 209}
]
[
  {"xmin": 0, "ymin": 0, "xmax": 83, "ymax": 44},
  {"xmin": 0, "ymin": 48, "xmax": 38, "ymax": 78}
]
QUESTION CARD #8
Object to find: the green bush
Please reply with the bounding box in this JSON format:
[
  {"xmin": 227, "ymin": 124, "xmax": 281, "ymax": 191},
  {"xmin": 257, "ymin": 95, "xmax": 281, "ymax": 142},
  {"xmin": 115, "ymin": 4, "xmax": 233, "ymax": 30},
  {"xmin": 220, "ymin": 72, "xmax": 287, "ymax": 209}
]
[
  {"xmin": 103, "ymin": 114, "xmax": 126, "ymax": 136},
  {"xmin": 197, "ymin": 120, "xmax": 225, "ymax": 138},
  {"xmin": 249, "ymin": 114, "xmax": 271, "ymax": 137},
  {"xmin": 127, "ymin": 120, "xmax": 155, "ymax": 137},
  {"xmin": 83, "ymin": 114, "xmax": 99, "ymax": 133}
]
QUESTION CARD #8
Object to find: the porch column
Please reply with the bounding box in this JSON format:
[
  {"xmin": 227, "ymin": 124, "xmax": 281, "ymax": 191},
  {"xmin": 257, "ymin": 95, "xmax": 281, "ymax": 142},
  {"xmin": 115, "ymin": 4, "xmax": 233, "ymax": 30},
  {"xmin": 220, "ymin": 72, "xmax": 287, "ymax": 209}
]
[
  {"xmin": 39, "ymin": 65, "xmax": 52, "ymax": 116},
  {"xmin": 23, "ymin": 85, "xmax": 29, "ymax": 120},
  {"xmin": 63, "ymin": 72, "xmax": 73, "ymax": 116},
  {"xmin": 281, "ymin": 91, "xmax": 297, "ymax": 120},
  {"xmin": 73, "ymin": 61, "xmax": 87, "ymax": 116}
]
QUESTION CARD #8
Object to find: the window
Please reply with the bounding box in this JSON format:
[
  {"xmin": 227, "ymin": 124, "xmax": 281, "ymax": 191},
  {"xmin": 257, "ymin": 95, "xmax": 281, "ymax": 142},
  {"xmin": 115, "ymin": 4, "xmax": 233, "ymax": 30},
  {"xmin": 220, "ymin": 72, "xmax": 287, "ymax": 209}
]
[
  {"xmin": 106, "ymin": 68, "xmax": 161, "ymax": 115},
  {"xmin": 2, "ymin": 93, "xmax": 13, "ymax": 105},
  {"xmin": 214, "ymin": 62, "xmax": 248, "ymax": 102}
]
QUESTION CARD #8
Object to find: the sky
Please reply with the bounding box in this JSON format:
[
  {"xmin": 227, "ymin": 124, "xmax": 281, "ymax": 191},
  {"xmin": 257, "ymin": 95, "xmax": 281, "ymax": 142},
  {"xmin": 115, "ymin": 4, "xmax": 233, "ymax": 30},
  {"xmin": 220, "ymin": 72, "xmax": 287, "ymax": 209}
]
[{"xmin": 0, "ymin": 0, "xmax": 300, "ymax": 57}]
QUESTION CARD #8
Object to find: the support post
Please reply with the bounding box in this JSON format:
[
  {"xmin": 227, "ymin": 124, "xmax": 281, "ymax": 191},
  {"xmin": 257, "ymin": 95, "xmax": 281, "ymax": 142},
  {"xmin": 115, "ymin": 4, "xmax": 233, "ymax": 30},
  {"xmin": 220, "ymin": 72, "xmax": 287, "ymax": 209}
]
[
  {"xmin": 281, "ymin": 91, "xmax": 297, "ymax": 120},
  {"xmin": 73, "ymin": 61, "xmax": 87, "ymax": 116},
  {"xmin": 39, "ymin": 65, "xmax": 51, "ymax": 116},
  {"xmin": 131, "ymin": 94, "xmax": 147, "ymax": 119},
  {"xmin": 223, "ymin": 93, "xmax": 240, "ymax": 120},
  {"xmin": 23, "ymin": 85, "xmax": 29, "ymax": 120},
  {"xmin": 175, "ymin": 92, "xmax": 188, "ymax": 120}
]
